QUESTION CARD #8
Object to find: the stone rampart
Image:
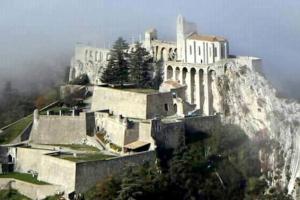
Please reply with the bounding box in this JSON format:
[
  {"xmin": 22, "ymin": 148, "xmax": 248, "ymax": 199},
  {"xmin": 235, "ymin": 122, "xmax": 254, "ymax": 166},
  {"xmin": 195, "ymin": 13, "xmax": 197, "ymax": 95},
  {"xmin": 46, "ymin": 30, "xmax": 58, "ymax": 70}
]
[
  {"xmin": 30, "ymin": 114, "xmax": 87, "ymax": 144},
  {"xmin": 91, "ymin": 87, "xmax": 148, "ymax": 119},
  {"xmin": 38, "ymin": 154, "xmax": 76, "ymax": 193},
  {"xmin": 75, "ymin": 151, "xmax": 156, "ymax": 193},
  {"xmin": 0, "ymin": 178, "xmax": 61, "ymax": 200},
  {"xmin": 184, "ymin": 114, "xmax": 221, "ymax": 134},
  {"xmin": 15, "ymin": 147, "xmax": 52, "ymax": 173}
]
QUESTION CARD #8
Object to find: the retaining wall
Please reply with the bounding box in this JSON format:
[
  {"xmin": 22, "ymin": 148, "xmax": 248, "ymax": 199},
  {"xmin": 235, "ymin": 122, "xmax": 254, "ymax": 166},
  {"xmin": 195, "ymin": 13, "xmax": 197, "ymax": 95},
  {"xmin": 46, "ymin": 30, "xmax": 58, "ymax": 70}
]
[
  {"xmin": 75, "ymin": 151, "xmax": 156, "ymax": 193},
  {"xmin": 0, "ymin": 178, "xmax": 61, "ymax": 200}
]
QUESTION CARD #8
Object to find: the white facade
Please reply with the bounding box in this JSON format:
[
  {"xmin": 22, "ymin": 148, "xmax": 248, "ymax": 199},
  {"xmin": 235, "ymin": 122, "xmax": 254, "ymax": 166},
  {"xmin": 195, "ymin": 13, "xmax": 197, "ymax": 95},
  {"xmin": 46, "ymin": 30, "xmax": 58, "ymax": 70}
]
[{"xmin": 69, "ymin": 44, "xmax": 110, "ymax": 84}]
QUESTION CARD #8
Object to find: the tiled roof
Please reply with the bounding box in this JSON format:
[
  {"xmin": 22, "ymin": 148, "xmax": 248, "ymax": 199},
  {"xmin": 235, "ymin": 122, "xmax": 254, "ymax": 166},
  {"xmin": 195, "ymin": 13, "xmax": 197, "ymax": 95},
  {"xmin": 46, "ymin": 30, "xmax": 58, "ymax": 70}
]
[{"xmin": 188, "ymin": 33, "xmax": 226, "ymax": 42}]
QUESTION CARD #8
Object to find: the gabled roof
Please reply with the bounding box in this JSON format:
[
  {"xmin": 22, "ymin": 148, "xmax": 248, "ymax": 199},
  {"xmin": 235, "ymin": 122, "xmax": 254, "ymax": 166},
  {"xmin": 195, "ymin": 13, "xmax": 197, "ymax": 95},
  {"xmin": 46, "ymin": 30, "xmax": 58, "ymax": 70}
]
[{"xmin": 188, "ymin": 33, "xmax": 227, "ymax": 42}]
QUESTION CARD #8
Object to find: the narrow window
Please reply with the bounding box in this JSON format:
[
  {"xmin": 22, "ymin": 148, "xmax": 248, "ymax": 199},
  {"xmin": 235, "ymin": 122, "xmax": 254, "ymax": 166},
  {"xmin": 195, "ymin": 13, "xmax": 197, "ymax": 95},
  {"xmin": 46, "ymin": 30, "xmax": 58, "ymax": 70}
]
[
  {"xmin": 164, "ymin": 104, "xmax": 169, "ymax": 111},
  {"xmin": 198, "ymin": 46, "xmax": 201, "ymax": 55},
  {"xmin": 214, "ymin": 47, "xmax": 217, "ymax": 57},
  {"xmin": 190, "ymin": 45, "xmax": 192, "ymax": 55}
]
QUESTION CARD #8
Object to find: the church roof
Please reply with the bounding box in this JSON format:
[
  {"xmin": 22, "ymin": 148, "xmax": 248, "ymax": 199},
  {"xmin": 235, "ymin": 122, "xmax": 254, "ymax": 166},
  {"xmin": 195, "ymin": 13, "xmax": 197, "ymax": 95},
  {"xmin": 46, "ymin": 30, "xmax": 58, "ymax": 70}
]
[{"xmin": 188, "ymin": 33, "xmax": 226, "ymax": 42}]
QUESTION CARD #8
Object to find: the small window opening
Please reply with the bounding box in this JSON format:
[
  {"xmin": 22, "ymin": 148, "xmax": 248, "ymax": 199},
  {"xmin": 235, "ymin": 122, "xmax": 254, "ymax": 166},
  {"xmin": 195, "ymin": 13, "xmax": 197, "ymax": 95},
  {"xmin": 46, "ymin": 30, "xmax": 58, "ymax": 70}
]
[{"xmin": 164, "ymin": 104, "xmax": 169, "ymax": 111}]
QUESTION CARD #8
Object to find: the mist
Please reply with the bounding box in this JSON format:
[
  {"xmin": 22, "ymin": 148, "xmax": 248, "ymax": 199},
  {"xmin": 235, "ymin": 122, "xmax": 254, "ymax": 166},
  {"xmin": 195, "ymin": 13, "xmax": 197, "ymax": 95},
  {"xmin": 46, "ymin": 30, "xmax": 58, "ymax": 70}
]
[{"xmin": 0, "ymin": 0, "xmax": 300, "ymax": 99}]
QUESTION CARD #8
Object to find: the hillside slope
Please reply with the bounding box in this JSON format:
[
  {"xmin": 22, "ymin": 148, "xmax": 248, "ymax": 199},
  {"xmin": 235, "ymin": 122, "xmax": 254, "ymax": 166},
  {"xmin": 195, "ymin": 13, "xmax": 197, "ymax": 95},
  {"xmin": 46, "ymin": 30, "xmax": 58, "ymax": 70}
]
[{"xmin": 216, "ymin": 59, "xmax": 300, "ymax": 194}]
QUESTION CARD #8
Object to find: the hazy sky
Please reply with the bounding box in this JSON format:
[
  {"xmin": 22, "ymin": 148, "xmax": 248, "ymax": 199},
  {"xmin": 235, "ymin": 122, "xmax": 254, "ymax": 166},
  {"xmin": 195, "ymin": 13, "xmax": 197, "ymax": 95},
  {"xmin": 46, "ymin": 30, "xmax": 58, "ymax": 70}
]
[{"xmin": 0, "ymin": 0, "xmax": 300, "ymax": 98}]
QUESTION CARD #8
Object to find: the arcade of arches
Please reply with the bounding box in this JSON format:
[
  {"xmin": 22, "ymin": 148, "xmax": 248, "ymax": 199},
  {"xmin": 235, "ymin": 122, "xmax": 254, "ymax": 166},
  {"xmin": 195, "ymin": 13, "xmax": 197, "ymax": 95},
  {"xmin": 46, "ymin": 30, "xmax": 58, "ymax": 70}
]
[{"xmin": 164, "ymin": 64, "xmax": 220, "ymax": 116}]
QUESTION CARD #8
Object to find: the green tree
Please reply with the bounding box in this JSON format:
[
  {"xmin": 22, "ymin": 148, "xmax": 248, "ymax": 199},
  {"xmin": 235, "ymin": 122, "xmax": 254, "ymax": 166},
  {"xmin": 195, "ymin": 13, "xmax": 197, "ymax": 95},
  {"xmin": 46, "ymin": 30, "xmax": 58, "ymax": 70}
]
[
  {"xmin": 129, "ymin": 42, "xmax": 153, "ymax": 88},
  {"xmin": 101, "ymin": 37, "xmax": 129, "ymax": 85},
  {"xmin": 151, "ymin": 61, "xmax": 164, "ymax": 90}
]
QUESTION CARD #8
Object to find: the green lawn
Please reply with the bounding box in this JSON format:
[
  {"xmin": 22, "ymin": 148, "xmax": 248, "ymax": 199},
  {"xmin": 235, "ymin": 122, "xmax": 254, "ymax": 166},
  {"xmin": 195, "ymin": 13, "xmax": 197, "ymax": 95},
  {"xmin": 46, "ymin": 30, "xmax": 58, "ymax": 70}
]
[
  {"xmin": 61, "ymin": 153, "xmax": 114, "ymax": 162},
  {"xmin": 0, "ymin": 172, "xmax": 48, "ymax": 185},
  {"xmin": 0, "ymin": 115, "xmax": 32, "ymax": 144},
  {"xmin": 48, "ymin": 144, "xmax": 100, "ymax": 152},
  {"xmin": 0, "ymin": 189, "xmax": 30, "ymax": 200}
]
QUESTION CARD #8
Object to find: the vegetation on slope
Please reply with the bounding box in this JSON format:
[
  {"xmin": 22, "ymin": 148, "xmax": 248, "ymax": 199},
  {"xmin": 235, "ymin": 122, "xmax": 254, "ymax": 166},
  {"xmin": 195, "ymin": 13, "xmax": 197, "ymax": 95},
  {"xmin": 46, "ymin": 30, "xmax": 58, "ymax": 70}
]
[
  {"xmin": 0, "ymin": 81, "xmax": 59, "ymax": 128},
  {"xmin": 0, "ymin": 189, "xmax": 30, "ymax": 200},
  {"xmin": 0, "ymin": 172, "xmax": 48, "ymax": 185},
  {"xmin": 84, "ymin": 124, "xmax": 292, "ymax": 200},
  {"xmin": 0, "ymin": 115, "xmax": 32, "ymax": 144}
]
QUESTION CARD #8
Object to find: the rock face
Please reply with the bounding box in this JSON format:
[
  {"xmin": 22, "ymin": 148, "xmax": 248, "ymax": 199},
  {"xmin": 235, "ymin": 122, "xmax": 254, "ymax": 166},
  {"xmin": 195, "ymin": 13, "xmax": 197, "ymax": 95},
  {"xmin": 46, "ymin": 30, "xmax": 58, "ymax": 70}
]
[{"xmin": 216, "ymin": 60, "xmax": 300, "ymax": 194}]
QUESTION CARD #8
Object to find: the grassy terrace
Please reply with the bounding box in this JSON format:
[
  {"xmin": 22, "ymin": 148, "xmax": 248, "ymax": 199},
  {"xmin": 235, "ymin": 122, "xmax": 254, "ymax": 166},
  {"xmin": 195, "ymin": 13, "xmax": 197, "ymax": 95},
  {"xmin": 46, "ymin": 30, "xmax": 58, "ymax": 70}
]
[
  {"xmin": 0, "ymin": 172, "xmax": 48, "ymax": 185},
  {"xmin": 0, "ymin": 189, "xmax": 31, "ymax": 200},
  {"xmin": 48, "ymin": 144, "xmax": 100, "ymax": 152},
  {"xmin": 60, "ymin": 153, "xmax": 114, "ymax": 162},
  {"xmin": 0, "ymin": 115, "xmax": 32, "ymax": 144}
]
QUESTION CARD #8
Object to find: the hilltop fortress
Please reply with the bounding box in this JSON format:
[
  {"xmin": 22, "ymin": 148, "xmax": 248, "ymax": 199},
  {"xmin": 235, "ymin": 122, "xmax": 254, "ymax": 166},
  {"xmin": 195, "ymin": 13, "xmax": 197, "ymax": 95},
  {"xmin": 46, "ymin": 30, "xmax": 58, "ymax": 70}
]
[
  {"xmin": 70, "ymin": 15, "xmax": 261, "ymax": 116},
  {"xmin": 0, "ymin": 15, "xmax": 264, "ymax": 199}
]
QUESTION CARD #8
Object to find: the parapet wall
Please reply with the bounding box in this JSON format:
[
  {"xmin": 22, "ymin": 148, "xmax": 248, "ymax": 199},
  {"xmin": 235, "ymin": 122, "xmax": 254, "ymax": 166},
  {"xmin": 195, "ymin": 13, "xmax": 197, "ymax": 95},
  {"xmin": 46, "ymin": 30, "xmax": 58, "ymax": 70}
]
[
  {"xmin": 91, "ymin": 87, "xmax": 176, "ymax": 119},
  {"xmin": 184, "ymin": 114, "xmax": 221, "ymax": 134},
  {"xmin": 39, "ymin": 154, "xmax": 76, "ymax": 193},
  {"xmin": 0, "ymin": 178, "xmax": 61, "ymax": 200},
  {"xmin": 30, "ymin": 114, "xmax": 87, "ymax": 144},
  {"xmin": 75, "ymin": 151, "xmax": 156, "ymax": 193},
  {"xmin": 15, "ymin": 147, "xmax": 52, "ymax": 173},
  {"xmin": 151, "ymin": 119, "xmax": 185, "ymax": 149},
  {"xmin": 91, "ymin": 87, "xmax": 148, "ymax": 119}
]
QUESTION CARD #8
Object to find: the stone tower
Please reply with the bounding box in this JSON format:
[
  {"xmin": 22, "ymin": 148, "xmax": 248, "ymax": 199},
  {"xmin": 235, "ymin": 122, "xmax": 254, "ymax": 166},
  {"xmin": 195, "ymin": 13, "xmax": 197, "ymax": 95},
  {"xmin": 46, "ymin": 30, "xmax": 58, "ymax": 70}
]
[{"xmin": 176, "ymin": 15, "xmax": 197, "ymax": 62}]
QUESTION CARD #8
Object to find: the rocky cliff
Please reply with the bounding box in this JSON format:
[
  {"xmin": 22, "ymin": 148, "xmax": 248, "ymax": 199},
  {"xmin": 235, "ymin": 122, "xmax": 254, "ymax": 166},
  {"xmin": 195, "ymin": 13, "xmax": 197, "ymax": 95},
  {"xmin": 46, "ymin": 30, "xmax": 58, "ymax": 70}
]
[{"xmin": 215, "ymin": 59, "xmax": 300, "ymax": 195}]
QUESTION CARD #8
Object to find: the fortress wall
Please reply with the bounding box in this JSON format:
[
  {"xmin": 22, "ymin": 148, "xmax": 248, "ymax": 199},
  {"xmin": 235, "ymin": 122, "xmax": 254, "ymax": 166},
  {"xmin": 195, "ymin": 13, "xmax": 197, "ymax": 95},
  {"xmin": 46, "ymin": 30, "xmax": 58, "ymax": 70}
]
[
  {"xmin": 139, "ymin": 122, "xmax": 155, "ymax": 147},
  {"xmin": 104, "ymin": 117, "xmax": 127, "ymax": 147},
  {"xmin": 30, "ymin": 115, "xmax": 87, "ymax": 144},
  {"xmin": 151, "ymin": 120, "xmax": 185, "ymax": 149},
  {"xmin": 91, "ymin": 87, "xmax": 148, "ymax": 119},
  {"xmin": 146, "ymin": 92, "xmax": 175, "ymax": 118},
  {"xmin": 184, "ymin": 114, "xmax": 221, "ymax": 134},
  {"xmin": 0, "ymin": 178, "xmax": 61, "ymax": 200},
  {"xmin": 75, "ymin": 151, "xmax": 156, "ymax": 193},
  {"xmin": 15, "ymin": 147, "xmax": 52, "ymax": 173},
  {"xmin": 39, "ymin": 154, "xmax": 76, "ymax": 193},
  {"xmin": 124, "ymin": 122, "xmax": 139, "ymax": 145}
]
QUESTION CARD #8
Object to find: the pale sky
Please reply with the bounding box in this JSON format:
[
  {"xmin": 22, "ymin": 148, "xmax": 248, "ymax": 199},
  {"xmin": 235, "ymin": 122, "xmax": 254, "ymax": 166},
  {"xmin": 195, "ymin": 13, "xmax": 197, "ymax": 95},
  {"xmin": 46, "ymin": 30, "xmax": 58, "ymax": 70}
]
[{"xmin": 0, "ymin": 0, "xmax": 300, "ymax": 98}]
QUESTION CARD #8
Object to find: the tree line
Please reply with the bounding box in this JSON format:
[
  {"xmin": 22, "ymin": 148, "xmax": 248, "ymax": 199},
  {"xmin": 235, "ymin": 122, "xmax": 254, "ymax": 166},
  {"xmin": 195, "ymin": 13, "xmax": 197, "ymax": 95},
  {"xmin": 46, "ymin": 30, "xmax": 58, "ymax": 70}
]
[{"xmin": 101, "ymin": 37, "xmax": 163, "ymax": 89}]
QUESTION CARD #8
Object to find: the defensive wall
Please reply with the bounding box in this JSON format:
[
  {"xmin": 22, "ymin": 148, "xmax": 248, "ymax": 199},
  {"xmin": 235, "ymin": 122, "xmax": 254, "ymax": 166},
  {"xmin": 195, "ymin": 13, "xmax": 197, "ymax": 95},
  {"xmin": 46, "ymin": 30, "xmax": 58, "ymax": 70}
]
[
  {"xmin": 151, "ymin": 114, "xmax": 222, "ymax": 149},
  {"xmin": 15, "ymin": 147, "xmax": 52, "ymax": 173},
  {"xmin": 0, "ymin": 178, "xmax": 61, "ymax": 200},
  {"xmin": 91, "ymin": 87, "xmax": 175, "ymax": 119},
  {"xmin": 30, "ymin": 113, "xmax": 87, "ymax": 144},
  {"xmin": 12, "ymin": 147, "xmax": 156, "ymax": 194},
  {"xmin": 75, "ymin": 150, "xmax": 156, "ymax": 192}
]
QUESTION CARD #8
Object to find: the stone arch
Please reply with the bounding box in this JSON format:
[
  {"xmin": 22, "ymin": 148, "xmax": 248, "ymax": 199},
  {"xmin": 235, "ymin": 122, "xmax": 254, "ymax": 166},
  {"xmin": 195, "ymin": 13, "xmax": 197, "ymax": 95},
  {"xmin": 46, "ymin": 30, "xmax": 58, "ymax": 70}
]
[
  {"xmin": 8, "ymin": 154, "xmax": 12, "ymax": 163},
  {"xmin": 182, "ymin": 67, "xmax": 188, "ymax": 85},
  {"xmin": 190, "ymin": 68, "xmax": 196, "ymax": 104},
  {"xmin": 167, "ymin": 65, "xmax": 173, "ymax": 80},
  {"xmin": 89, "ymin": 50, "xmax": 93, "ymax": 60},
  {"xmin": 199, "ymin": 69, "xmax": 205, "ymax": 114},
  {"xmin": 175, "ymin": 67, "xmax": 180, "ymax": 81},
  {"xmin": 161, "ymin": 48, "xmax": 168, "ymax": 61},
  {"xmin": 174, "ymin": 48, "xmax": 178, "ymax": 60}
]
